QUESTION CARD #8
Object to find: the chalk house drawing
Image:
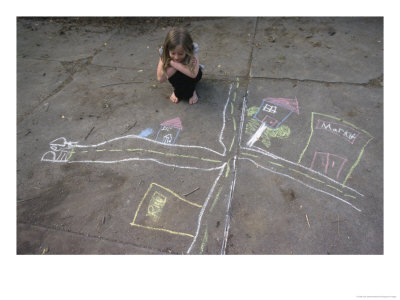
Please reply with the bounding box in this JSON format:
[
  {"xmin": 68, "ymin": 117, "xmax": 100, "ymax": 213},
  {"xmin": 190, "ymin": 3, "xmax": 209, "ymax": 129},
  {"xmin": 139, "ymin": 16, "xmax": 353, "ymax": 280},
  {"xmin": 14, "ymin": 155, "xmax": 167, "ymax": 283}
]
[
  {"xmin": 298, "ymin": 112, "xmax": 374, "ymax": 185},
  {"xmin": 155, "ymin": 117, "xmax": 183, "ymax": 145},
  {"xmin": 131, "ymin": 183, "xmax": 202, "ymax": 238},
  {"xmin": 246, "ymin": 97, "xmax": 299, "ymax": 147},
  {"xmin": 40, "ymin": 81, "xmax": 373, "ymax": 254}
]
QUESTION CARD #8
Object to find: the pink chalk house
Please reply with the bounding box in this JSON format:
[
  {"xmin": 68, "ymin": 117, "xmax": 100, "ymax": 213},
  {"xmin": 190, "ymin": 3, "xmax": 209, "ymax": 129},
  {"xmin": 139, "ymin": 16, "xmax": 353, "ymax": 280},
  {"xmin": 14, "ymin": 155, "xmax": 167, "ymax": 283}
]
[{"xmin": 155, "ymin": 117, "xmax": 183, "ymax": 144}]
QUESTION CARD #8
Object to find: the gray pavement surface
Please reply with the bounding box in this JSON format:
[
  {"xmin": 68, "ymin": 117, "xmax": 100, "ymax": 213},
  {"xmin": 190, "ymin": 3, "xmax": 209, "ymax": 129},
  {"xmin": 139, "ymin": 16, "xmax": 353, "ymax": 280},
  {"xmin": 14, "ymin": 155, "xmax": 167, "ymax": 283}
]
[{"xmin": 17, "ymin": 17, "xmax": 383, "ymax": 254}]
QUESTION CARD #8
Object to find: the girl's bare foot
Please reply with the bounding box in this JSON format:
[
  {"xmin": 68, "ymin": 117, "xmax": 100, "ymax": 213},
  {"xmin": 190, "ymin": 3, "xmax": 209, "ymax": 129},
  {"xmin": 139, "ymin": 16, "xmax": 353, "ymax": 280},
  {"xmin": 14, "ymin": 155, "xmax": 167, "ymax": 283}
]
[
  {"xmin": 189, "ymin": 90, "xmax": 198, "ymax": 105},
  {"xmin": 170, "ymin": 92, "xmax": 179, "ymax": 103}
]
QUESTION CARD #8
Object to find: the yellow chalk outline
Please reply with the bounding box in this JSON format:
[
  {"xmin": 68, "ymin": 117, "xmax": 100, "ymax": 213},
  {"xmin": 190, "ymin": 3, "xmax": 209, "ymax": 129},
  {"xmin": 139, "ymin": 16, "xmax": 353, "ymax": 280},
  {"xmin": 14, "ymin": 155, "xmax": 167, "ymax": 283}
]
[
  {"xmin": 268, "ymin": 161, "xmax": 284, "ymax": 167},
  {"xmin": 289, "ymin": 168, "xmax": 325, "ymax": 184},
  {"xmin": 210, "ymin": 186, "xmax": 223, "ymax": 212},
  {"xmin": 229, "ymin": 136, "xmax": 235, "ymax": 152},
  {"xmin": 201, "ymin": 157, "xmax": 223, "ymax": 163},
  {"xmin": 66, "ymin": 148, "xmax": 75, "ymax": 160},
  {"xmin": 344, "ymin": 194, "xmax": 356, "ymax": 199},
  {"xmin": 225, "ymin": 159, "xmax": 231, "ymax": 177},
  {"xmin": 200, "ymin": 224, "xmax": 208, "ymax": 254},
  {"xmin": 241, "ymin": 152, "xmax": 258, "ymax": 158},
  {"xmin": 131, "ymin": 223, "xmax": 195, "ymax": 238},
  {"xmin": 326, "ymin": 184, "xmax": 343, "ymax": 193},
  {"xmin": 297, "ymin": 112, "xmax": 374, "ymax": 185},
  {"xmin": 130, "ymin": 182, "xmax": 201, "ymax": 238}
]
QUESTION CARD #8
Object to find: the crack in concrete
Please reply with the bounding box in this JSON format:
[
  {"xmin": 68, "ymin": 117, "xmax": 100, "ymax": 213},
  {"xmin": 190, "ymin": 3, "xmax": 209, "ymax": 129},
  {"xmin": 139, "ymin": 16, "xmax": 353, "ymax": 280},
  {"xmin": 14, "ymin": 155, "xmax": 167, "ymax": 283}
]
[
  {"xmin": 222, "ymin": 18, "xmax": 259, "ymax": 255},
  {"xmin": 249, "ymin": 75, "xmax": 384, "ymax": 87},
  {"xmin": 18, "ymin": 222, "xmax": 166, "ymax": 254},
  {"xmin": 17, "ymin": 27, "xmax": 119, "ymax": 125},
  {"xmin": 17, "ymin": 56, "xmax": 95, "ymax": 125}
]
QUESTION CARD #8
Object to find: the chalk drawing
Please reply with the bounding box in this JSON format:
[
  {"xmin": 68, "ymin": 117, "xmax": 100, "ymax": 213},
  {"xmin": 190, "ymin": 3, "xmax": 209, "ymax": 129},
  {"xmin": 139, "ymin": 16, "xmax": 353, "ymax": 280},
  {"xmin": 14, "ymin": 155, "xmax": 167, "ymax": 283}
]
[
  {"xmin": 253, "ymin": 97, "xmax": 299, "ymax": 128},
  {"xmin": 155, "ymin": 117, "xmax": 182, "ymax": 144},
  {"xmin": 139, "ymin": 128, "xmax": 154, "ymax": 138},
  {"xmin": 187, "ymin": 165, "xmax": 226, "ymax": 253},
  {"xmin": 238, "ymin": 157, "xmax": 362, "ymax": 212},
  {"xmin": 241, "ymin": 144, "xmax": 364, "ymax": 197},
  {"xmin": 41, "ymin": 137, "xmax": 77, "ymax": 162},
  {"xmin": 200, "ymin": 224, "xmax": 208, "ymax": 254},
  {"xmin": 246, "ymin": 109, "xmax": 291, "ymax": 148},
  {"xmin": 209, "ymin": 186, "xmax": 223, "ymax": 212},
  {"xmin": 221, "ymin": 156, "xmax": 238, "ymax": 254},
  {"xmin": 146, "ymin": 191, "xmax": 167, "ymax": 222},
  {"xmin": 315, "ymin": 119, "xmax": 360, "ymax": 144},
  {"xmin": 131, "ymin": 182, "xmax": 202, "ymax": 238},
  {"xmin": 238, "ymin": 96, "xmax": 365, "ymax": 202},
  {"xmin": 36, "ymin": 82, "xmax": 237, "ymax": 253},
  {"xmin": 310, "ymin": 152, "xmax": 348, "ymax": 180},
  {"xmin": 246, "ymin": 97, "xmax": 298, "ymax": 147},
  {"xmin": 40, "ymin": 80, "xmax": 373, "ymax": 254},
  {"xmin": 298, "ymin": 112, "xmax": 373, "ymax": 185}
]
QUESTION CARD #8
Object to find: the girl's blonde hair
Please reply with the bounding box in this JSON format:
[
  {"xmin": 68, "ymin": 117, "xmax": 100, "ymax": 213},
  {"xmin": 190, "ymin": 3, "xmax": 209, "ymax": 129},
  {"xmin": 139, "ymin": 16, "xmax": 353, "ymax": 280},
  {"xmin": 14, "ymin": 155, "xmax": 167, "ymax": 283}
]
[{"xmin": 161, "ymin": 27, "xmax": 195, "ymax": 74}]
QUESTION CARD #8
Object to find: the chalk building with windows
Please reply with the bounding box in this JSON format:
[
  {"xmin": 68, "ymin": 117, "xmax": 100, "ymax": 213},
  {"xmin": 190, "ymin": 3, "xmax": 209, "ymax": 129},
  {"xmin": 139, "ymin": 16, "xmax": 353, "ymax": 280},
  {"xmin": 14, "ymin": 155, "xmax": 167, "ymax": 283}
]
[
  {"xmin": 298, "ymin": 112, "xmax": 373, "ymax": 185},
  {"xmin": 155, "ymin": 117, "xmax": 183, "ymax": 145},
  {"xmin": 254, "ymin": 97, "xmax": 300, "ymax": 129}
]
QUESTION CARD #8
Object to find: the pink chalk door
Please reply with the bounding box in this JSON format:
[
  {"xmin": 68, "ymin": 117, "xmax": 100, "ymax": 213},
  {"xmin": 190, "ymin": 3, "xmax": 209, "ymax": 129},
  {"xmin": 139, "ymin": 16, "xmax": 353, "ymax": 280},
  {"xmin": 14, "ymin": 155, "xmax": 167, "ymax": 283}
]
[{"xmin": 310, "ymin": 152, "xmax": 347, "ymax": 180}]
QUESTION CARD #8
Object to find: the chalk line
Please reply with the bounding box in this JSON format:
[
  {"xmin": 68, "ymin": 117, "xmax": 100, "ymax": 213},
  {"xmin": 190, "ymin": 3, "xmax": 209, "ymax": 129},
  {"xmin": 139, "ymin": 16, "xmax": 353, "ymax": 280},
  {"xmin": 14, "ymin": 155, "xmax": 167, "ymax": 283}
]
[
  {"xmin": 217, "ymin": 83, "xmax": 233, "ymax": 157},
  {"xmin": 187, "ymin": 164, "xmax": 226, "ymax": 254},
  {"xmin": 72, "ymin": 134, "xmax": 226, "ymax": 157},
  {"xmin": 238, "ymin": 96, "xmax": 247, "ymax": 147},
  {"xmin": 246, "ymin": 121, "xmax": 267, "ymax": 147},
  {"xmin": 238, "ymin": 157, "xmax": 362, "ymax": 212},
  {"xmin": 221, "ymin": 156, "xmax": 238, "ymax": 254},
  {"xmin": 240, "ymin": 145, "xmax": 364, "ymax": 197},
  {"xmin": 68, "ymin": 157, "xmax": 225, "ymax": 172}
]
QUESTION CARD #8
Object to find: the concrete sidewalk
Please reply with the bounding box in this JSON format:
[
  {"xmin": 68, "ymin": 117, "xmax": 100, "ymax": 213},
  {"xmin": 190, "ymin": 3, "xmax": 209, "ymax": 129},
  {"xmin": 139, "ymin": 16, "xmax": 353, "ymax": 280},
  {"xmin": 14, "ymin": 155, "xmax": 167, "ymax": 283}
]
[{"xmin": 17, "ymin": 17, "xmax": 383, "ymax": 254}]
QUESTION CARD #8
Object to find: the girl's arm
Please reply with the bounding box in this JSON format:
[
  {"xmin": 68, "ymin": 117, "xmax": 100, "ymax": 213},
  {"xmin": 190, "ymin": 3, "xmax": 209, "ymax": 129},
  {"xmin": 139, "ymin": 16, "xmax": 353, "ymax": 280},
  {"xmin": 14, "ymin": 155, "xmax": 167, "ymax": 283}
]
[
  {"xmin": 157, "ymin": 58, "xmax": 177, "ymax": 83},
  {"xmin": 169, "ymin": 55, "xmax": 200, "ymax": 79}
]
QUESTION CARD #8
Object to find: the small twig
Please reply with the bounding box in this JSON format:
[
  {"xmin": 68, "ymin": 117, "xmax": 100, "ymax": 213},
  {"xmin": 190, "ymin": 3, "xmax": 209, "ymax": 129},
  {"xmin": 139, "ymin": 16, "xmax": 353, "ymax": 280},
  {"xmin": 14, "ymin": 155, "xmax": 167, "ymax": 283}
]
[
  {"xmin": 84, "ymin": 126, "xmax": 95, "ymax": 140},
  {"xmin": 122, "ymin": 121, "xmax": 137, "ymax": 134},
  {"xmin": 183, "ymin": 187, "xmax": 199, "ymax": 197},
  {"xmin": 17, "ymin": 196, "xmax": 41, "ymax": 204},
  {"xmin": 305, "ymin": 214, "xmax": 311, "ymax": 229},
  {"xmin": 100, "ymin": 81, "xmax": 144, "ymax": 88}
]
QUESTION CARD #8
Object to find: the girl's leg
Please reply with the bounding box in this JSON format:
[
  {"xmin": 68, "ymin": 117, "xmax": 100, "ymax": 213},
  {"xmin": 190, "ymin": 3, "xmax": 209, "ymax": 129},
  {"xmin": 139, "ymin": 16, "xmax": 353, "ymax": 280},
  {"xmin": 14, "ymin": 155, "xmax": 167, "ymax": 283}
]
[{"xmin": 188, "ymin": 69, "xmax": 202, "ymax": 104}]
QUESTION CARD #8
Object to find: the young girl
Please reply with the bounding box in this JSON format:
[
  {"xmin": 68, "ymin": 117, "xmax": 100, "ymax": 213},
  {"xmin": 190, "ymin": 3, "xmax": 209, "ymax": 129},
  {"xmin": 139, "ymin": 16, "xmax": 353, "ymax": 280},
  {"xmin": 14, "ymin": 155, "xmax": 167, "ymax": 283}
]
[{"xmin": 157, "ymin": 27, "xmax": 202, "ymax": 104}]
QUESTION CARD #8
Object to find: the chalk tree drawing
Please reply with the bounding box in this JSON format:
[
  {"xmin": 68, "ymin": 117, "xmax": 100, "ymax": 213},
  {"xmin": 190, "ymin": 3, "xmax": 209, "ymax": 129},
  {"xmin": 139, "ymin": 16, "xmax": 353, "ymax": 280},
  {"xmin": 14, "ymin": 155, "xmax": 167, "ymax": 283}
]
[
  {"xmin": 40, "ymin": 79, "xmax": 373, "ymax": 254},
  {"xmin": 245, "ymin": 114, "xmax": 291, "ymax": 148}
]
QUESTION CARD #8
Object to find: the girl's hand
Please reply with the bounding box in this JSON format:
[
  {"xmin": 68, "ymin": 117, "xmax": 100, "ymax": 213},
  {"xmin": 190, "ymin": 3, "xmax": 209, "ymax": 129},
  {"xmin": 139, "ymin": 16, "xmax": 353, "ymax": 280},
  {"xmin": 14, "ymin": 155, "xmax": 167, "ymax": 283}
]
[
  {"xmin": 169, "ymin": 60, "xmax": 179, "ymax": 69},
  {"xmin": 157, "ymin": 57, "xmax": 176, "ymax": 82},
  {"xmin": 166, "ymin": 58, "xmax": 172, "ymax": 66}
]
